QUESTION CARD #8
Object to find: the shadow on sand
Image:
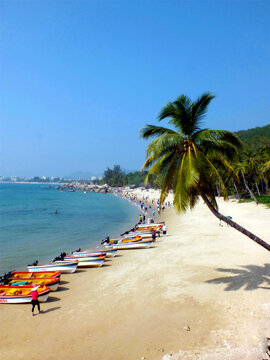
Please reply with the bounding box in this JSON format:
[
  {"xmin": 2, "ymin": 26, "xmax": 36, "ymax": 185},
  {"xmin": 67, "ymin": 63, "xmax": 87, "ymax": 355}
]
[
  {"xmin": 206, "ymin": 263, "xmax": 270, "ymax": 291},
  {"xmin": 40, "ymin": 306, "xmax": 61, "ymax": 314},
  {"xmin": 56, "ymin": 286, "xmax": 69, "ymax": 292},
  {"xmin": 59, "ymin": 280, "xmax": 69, "ymax": 285},
  {"xmin": 47, "ymin": 296, "xmax": 61, "ymax": 302}
]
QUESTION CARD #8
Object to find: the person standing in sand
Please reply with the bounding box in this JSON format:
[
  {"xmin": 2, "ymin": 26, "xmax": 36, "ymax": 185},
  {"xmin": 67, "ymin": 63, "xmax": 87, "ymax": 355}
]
[
  {"xmin": 151, "ymin": 229, "xmax": 156, "ymax": 242},
  {"xmin": 31, "ymin": 286, "xmax": 41, "ymax": 316}
]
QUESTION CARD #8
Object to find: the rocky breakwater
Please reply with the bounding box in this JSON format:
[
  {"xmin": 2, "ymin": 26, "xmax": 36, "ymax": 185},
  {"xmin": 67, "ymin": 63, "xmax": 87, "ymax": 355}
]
[{"xmin": 57, "ymin": 183, "xmax": 114, "ymax": 193}]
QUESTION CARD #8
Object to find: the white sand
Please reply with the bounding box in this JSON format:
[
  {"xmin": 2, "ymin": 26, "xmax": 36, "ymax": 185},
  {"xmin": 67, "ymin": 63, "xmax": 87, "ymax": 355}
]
[{"xmin": 1, "ymin": 190, "xmax": 269, "ymax": 360}]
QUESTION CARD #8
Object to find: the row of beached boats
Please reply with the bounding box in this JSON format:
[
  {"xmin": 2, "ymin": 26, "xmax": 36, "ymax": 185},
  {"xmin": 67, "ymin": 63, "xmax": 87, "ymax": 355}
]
[{"xmin": 0, "ymin": 222, "xmax": 165, "ymax": 304}]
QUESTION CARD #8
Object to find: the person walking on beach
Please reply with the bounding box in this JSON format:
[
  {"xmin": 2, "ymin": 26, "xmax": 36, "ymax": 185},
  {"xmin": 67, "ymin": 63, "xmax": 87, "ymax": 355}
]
[
  {"xmin": 152, "ymin": 209, "xmax": 155, "ymax": 217},
  {"xmin": 31, "ymin": 286, "xmax": 41, "ymax": 316},
  {"xmin": 162, "ymin": 224, "xmax": 167, "ymax": 235},
  {"xmin": 151, "ymin": 229, "xmax": 156, "ymax": 242}
]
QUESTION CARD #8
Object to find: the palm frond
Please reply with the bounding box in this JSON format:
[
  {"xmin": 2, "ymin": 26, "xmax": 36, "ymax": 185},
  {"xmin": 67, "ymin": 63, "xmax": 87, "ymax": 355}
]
[{"xmin": 140, "ymin": 125, "xmax": 178, "ymax": 139}]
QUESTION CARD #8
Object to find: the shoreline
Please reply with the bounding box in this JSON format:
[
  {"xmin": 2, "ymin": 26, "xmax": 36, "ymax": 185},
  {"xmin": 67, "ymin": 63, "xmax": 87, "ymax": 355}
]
[
  {"xmin": 1, "ymin": 189, "xmax": 270, "ymax": 359},
  {"xmin": 0, "ymin": 185, "xmax": 141, "ymax": 274}
]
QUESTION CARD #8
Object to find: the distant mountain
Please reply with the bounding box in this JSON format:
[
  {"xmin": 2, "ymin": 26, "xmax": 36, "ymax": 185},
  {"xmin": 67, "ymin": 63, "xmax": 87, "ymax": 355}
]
[
  {"xmin": 63, "ymin": 171, "xmax": 95, "ymax": 180},
  {"xmin": 235, "ymin": 124, "xmax": 270, "ymax": 144}
]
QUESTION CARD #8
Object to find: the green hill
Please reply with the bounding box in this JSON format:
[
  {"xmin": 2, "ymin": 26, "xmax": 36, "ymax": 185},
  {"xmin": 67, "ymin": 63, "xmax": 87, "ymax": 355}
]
[{"xmin": 235, "ymin": 124, "xmax": 270, "ymax": 145}]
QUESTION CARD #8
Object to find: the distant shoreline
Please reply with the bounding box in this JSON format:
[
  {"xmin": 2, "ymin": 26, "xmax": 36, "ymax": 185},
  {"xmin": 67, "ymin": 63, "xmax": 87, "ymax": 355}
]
[{"xmin": 0, "ymin": 181, "xmax": 61, "ymax": 185}]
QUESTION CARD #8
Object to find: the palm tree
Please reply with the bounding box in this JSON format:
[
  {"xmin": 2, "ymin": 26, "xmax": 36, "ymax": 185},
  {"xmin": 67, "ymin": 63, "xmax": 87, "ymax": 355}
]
[{"xmin": 140, "ymin": 93, "xmax": 270, "ymax": 252}]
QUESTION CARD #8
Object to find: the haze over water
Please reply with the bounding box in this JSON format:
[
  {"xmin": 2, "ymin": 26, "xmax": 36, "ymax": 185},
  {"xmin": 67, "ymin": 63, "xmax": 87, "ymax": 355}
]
[{"xmin": 0, "ymin": 183, "xmax": 140, "ymax": 274}]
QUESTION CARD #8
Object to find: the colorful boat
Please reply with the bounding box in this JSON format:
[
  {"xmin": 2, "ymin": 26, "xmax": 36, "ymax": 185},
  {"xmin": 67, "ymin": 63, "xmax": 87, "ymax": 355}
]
[
  {"xmin": 0, "ymin": 285, "xmax": 50, "ymax": 304},
  {"xmin": 105, "ymin": 240, "xmax": 153, "ymax": 250},
  {"xmin": 10, "ymin": 271, "xmax": 61, "ymax": 279},
  {"xmin": 28, "ymin": 260, "xmax": 78, "ymax": 274},
  {"xmin": 135, "ymin": 223, "xmax": 164, "ymax": 231},
  {"xmin": 104, "ymin": 235, "xmax": 142, "ymax": 245},
  {"xmin": 8, "ymin": 277, "xmax": 60, "ymax": 291}
]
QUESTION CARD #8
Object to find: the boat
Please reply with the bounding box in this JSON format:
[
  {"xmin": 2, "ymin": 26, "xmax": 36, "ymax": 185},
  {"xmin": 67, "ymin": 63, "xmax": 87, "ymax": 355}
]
[
  {"xmin": 8, "ymin": 277, "xmax": 60, "ymax": 291},
  {"xmin": 71, "ymin": 249, "xmax": 117, "ymax": 258},
  {"xmin": 10, "ymin": 271, "xmax": 61, "ymax": 279},
  {"xmin": 27, "ymin": 260, "xmax": 78, "ymax": 274},
  {"xmin": 55, "ymin": 257, "xmax": 104, "ymax": 268},
  {"xmin": 0, "ymin": 285, "xmax": 50, "ymax": 304},
  {"xmin": 105, "ymin": 240, "xmax": 153, "ymax": 250},
  {"xmin": 123, "ymin": 232, "xmax": 155, "ymax": 239},
  {"xmin": 65, "ymin": 254, "xmax": 106, "ymax": 261},
  {"xmin": 102, "ymin": 235, "xmax": 143, "ymax": 245},
  {"xmin": 135, "ymin": 223, "xmax": 165, "ymax": 231}
]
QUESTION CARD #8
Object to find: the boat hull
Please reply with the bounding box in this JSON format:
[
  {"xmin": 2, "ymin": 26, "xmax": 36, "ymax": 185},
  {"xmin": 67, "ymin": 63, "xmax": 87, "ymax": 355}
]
[
  {"xmin": 72, "ymin": 250, "xmax": 117, "ymax": 258},
  {"xmin": 9, "ymin": 278, "xmax": 60, "ymax": 291},
  {"xmin": 56, "ymin": 259, "xmax": 105, "ymax": 268},
  {"xmin": 105, "ymin": 241, "xmax": 153, "ymax": 250},
  {"xmin": 11, "ymin": 271, "xmax": 61, "ymax": 279},
  {"xmin": 28, "ymin": 262, "xmax": 78, "ymax": 274},
  {"xmin": 0, "ymin": 286, "xmax": 50, "ymax": 304}
]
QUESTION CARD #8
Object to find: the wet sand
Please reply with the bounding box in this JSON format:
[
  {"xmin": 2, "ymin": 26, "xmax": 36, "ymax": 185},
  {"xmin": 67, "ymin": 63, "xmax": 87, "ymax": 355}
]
[{"xmin": 1, "ymin": 192, "xmax": 269, "ymax": 360}]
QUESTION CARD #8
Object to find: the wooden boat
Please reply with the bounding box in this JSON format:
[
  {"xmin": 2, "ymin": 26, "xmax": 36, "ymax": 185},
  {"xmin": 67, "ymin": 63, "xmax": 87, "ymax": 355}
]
[
  {"xmin": 0, "ymin": 285, "xmax": 50, "ymax": 304},
  {"xmin": 105, "ymin": 240, "xmax": 153, "ymax": 250},
  {"xmin": 28, "ymin": 260, "xmax": 78, "ymax": 274},
  {"xmin": 10, "ymin": 271, "xmax": 61, "ymax": 279},
  {"xmin": 8, "ymin": 277, "xmax": 60, "ymax": 291}
]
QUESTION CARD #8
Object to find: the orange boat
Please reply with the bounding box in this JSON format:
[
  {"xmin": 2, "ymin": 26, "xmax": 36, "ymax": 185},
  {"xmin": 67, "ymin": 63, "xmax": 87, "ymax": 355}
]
[
  {"xmin": 10, "ymin": 271, "xmax": 61, "ymax": 279},
  {"xmin": 8, "ymin": 277, "xmax": 60, "ymax": 291},
  {"xmin": 106, "ymin": 235, "xmax": 142, "ymax": 244}
]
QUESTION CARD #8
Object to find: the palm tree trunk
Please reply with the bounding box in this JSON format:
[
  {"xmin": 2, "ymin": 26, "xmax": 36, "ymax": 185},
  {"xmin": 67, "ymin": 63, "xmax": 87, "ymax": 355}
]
[
  {"xmin": 241, "ymin": 171, "xmax": 258, "ymax": 204},
  {"xmin": 255, "ymin": 179, "xmax": 261, "ymax": 196},
  {"xmin": 200, "ymin": 193, "xmax": 270, "ymax": 252},
  {"xmin": 233, "ymin": 180, "xmax": 241, "ymax": 200}
]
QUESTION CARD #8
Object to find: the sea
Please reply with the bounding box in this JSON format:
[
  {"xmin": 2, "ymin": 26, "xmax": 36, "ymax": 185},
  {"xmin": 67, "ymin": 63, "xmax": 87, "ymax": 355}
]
[{"xmin": 0, "ymin": 183, "xmax": 140, "ymax": 274}]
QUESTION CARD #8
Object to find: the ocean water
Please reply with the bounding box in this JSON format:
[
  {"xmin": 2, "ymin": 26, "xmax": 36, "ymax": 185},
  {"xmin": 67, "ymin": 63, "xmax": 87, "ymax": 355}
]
[{"xmin": 0, "ymin": 183, "xmax": 140, "ymax": 274}]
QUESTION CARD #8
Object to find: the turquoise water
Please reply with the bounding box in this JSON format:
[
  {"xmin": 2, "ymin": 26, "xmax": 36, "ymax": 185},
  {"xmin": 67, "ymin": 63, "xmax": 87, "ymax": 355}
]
[{"xmin": 0, "ymin": 183, "xmax": 140, "ymax": 274}]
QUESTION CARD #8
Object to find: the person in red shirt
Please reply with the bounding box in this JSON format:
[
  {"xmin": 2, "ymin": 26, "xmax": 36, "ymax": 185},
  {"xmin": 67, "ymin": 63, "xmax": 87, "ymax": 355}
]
[{"xmin": 31, "ymin": 286, "xmax": 41, "ymax": 316}]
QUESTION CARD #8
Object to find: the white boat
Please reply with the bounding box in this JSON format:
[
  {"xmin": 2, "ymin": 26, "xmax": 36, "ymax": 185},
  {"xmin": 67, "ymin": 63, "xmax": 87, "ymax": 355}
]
[
  {"xmin": 55, "ymin": 258, "xmax": 104, "ymax": 268},
  {"xmin": 28, "ymin": 261, "xmax": 78, "ymax": 274},
  {"xmin": 124, "ymin": 232, "xmax": 154, "ymax": 239},
  {"xmin": 71, "ymin": 249, "xmax": 117, "ymax": 258},
  {"xmin": 65, "ymin": 255, "xmax": 105, "ymax": 261},
  {"xmin": 105, "ymin": 241, "xmax": 153, "ymax": 250}
]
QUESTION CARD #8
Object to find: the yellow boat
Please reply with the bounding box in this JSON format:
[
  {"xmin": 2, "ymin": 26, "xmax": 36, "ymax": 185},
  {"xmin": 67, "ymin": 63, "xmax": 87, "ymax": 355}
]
[
  {"xmin": 11, "ymin": 271, "xmax": 61, "ymax": 279},
  {"xmin": 8, "ymin": 277, "xmax": 60, "ymax": 291},
  {"xmin": 106, "ymin": 235, "xmax": 142, "ymax": 244},
  {"xmin": 0, "ymin": 285, "xmax": 50, "ymax": 304}
]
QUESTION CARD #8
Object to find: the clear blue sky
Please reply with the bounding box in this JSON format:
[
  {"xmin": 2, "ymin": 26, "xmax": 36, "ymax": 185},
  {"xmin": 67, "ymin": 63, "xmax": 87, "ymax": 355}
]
[{"xmin": 0, "ymin": 0, "xmax": 269, "ymax": 177}]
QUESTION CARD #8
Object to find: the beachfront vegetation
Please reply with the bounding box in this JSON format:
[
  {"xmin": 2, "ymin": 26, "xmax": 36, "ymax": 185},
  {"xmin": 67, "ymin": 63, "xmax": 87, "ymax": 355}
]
[
  {"xmin": 141, "ymin": 93, "xmax": 270, "ymax": 252},
  {"xmin": 93, "ymin": 165, "xmax": 150, "ymax": 187}
]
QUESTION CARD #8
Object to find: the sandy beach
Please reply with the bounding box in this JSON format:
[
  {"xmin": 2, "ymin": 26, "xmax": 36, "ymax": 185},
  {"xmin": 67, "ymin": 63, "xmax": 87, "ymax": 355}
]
[{"xmin": 1, "ymin": 190, "xmax": 269, "ymax": 360}]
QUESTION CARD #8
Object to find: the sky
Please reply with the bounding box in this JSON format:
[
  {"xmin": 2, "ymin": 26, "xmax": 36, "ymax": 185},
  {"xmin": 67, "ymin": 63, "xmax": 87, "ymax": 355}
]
[{"xmin": 0, "ymin": 0, "xmax": 269, "ymax": 177}]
